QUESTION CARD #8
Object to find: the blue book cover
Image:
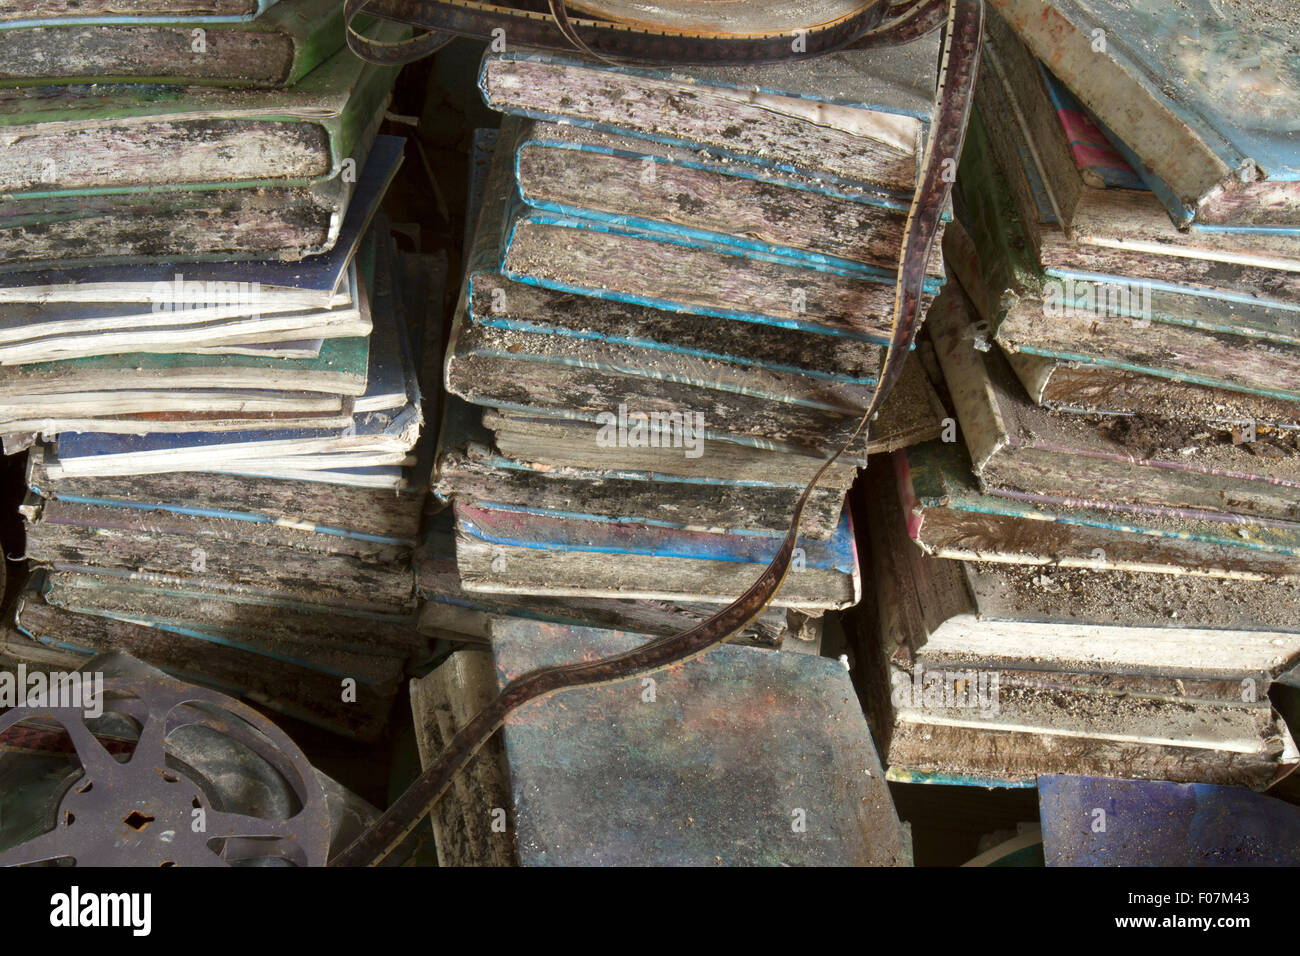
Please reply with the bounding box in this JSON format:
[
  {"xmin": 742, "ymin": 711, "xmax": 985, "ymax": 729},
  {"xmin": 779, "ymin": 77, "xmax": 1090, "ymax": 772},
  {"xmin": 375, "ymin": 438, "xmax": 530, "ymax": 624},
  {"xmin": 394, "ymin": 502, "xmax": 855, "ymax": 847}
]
[
  {"xmin": 456, "ymin": 500, "xmax": 856, "ymax": 573},
  {"xmin": 465, "ymin": 123, "xmax": 885, "ymax": 380},
  {"xmin": 498, "ymin": 192, "xmax": 942, "ymax": 342},
  {"xmin": 997, "ymin": 0, "xmax": 1300, "ymax": 230},
  {"xmin": 510, "ymin": 119, "xmax": 951, "ymax": 270}
]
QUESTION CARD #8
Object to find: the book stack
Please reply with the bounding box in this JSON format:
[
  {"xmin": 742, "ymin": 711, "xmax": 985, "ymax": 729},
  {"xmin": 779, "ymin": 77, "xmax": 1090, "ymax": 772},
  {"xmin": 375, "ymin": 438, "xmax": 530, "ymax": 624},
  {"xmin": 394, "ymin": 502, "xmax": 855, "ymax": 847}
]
[
  {"xmin": 1, "ymin": 0, "xmax": 426, "ymax": 740},
  {"xmin": 853, "ymin": 2, "xmax": 1300, "ymax": 789},
  {"xmin": 0, "ymin": 0, "xmax": 401, "ymax": 271},
  {"xmin": 426, "ymin": 37, "xmax": 955, "ymax": 649}
]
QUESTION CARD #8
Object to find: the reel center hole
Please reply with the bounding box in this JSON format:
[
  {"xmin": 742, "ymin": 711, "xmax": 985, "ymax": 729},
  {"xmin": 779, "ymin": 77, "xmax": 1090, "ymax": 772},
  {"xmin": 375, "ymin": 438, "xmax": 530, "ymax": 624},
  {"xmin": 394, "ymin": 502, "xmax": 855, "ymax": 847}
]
[{"xmin": 123, "ymin": 810, "xmax": 156, "ymax": 831}]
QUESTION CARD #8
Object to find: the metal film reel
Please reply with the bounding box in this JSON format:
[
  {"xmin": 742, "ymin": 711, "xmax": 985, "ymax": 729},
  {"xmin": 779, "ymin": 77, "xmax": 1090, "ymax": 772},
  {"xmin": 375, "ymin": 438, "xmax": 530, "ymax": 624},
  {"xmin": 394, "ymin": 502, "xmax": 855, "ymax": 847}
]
[{"xmin": 0, "ymin": 674, "xmax": 331, "ymax": 867}]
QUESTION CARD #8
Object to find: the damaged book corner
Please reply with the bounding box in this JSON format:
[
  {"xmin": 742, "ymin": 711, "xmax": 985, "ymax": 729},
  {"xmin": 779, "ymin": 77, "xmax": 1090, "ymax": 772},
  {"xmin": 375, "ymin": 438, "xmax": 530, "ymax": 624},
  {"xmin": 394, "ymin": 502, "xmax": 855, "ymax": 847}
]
[{"xmin": 1, "ymin": 0, "xmax": 1299, "ymax": 877}]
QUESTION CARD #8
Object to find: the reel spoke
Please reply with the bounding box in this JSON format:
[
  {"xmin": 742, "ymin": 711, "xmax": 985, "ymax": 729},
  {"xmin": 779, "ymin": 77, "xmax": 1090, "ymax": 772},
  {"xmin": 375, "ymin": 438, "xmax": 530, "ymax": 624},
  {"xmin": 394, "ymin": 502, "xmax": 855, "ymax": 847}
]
[{"xmin": 57, "ymin": 712, "xmax": 120, "ymax": 781}]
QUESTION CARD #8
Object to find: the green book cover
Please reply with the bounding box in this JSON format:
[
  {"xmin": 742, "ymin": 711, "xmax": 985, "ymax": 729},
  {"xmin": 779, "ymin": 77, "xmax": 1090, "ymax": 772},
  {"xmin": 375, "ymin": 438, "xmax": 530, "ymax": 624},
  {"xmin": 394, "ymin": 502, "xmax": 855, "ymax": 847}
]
[
  {"xmin": 0, "ymin": 19, "xmax": 404, "ymax": 199},
  {"xmin": 0, "ymin": 0, "xmax": 359, "ymax": 88},
  {"xmin": 0, "ymin": 320, "xmax": 371, "ymax": 398}
]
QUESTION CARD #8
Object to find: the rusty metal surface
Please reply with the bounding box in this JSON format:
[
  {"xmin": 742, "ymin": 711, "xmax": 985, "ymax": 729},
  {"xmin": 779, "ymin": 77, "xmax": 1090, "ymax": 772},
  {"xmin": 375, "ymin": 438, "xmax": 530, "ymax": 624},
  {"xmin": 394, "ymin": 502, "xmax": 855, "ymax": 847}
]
[
  {"xmin": 567, "ymin": 0, "xmax": 873, "ymax": 34},
  {"xmin": 491, "ymin": 620, "xmax": 907, "ymax": 866},
  {"xmin": 344, "ymin": 0, "xmax": 913, "ymax": 67},
  {"xmin": 0, "ymin": 671, "xmax": 330, "ymax": 867}
]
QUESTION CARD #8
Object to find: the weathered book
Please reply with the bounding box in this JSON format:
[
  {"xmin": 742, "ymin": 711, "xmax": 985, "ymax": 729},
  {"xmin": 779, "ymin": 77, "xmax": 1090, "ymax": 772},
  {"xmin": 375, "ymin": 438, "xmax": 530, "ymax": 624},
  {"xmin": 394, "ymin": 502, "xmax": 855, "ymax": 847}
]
[
  {"xmin": 1, "ymin": 407, "xmax": 355, "ymax": 453},
  {"xmin": 27, "ymin": 445, "xmax": 425, "ymax": 541},
  {"xmin": 1, "ymin": 1, "xmax": 278, "ymax": 23},
  {"xmin": 41, "ymin": 572, "xmax": 414, "ymax": 682},
  {"xmin": 0, "ymin": 333, "xmax": 370, "ymax": 404},
  {"xmin": 478, "ymin": 34, "xmax": 941, "ymax": 194},
  {"xmin": 414, "ymin": 511, "xmax": 810, "ymax": 650},
  {"xmin": 11, "ymin": 583, "xmax": 397, "ymax": 741},
  {"xmin": 0, "ymin": 261, "xmax": 368, "ymax": 366},
  {"xmin": 0, "ymin": 132, "xmax": 401, "ymax": 306},
  {"xmin": 415, "ymin": 619, "xmax": 907, "ymax": 866},
  {"xmin": 511, "ymin": 118, "xmax": 947, "ymax": 275},
  {"xmin": 499, "ymin": 193, "xmax": 939, "ymax": 341},
  {"xmin": 990, "ymin": 0, "xmax": 1300, "ymax": 228},
  {"xmin": 409, "ymin": 650, "xmax": 515, "ymax": 867},
  {"xmin": 452, "ymin": 501, "xmax": 860, "ymax": 611},
  {"xmin": 1, "ymin": 388, "xmax": 344, "ymax": 420},
  {"xmin": 1039, "ymin": 775, "xmax": 1300, "ymax": 866},
  {"xmin": 179, "ymin": 336, "xmax": 325, "ymax": 358},
  {"xmin": 1036, "ymin": 63, "xmax": 1144, "ymax": 192},
  {"xmin": 0, "ymin": 98, "xmax": 397, "ymax": 267},
  {"xmin": 0, "ymin": 0, "xmax": 344, "ymax": 87},
  {"xmin": 23, "ymin": 489, "xmax": 413, "ymax": 563},
  {"xmin": 853, "ymin": 457, "xmax": 1300, "ymax": 789},
  {"xmin": 23, "ymin": 497, "xmax": 418, "ymax": 613},
  {"xmin": 0, "ymin": 30, "xmax": 400, "ymax": 200},
  {"xmin": 956, "ymin": 111, "xmax": 1300, "ymax": 403},
  {"xmin": 43, "ymin": 568, "xmax": 421, "ymax": 658},
  {"xmin": 44, "ymin": 245, "xmax": 423, "ymax": 476},
  {"xmin": 211, "ymin": 463, "xmax": 410, "ymax": 488},
  {"xmin": 447, "ymin": 295, "xmax": 903, "ymax": 460},
  {"xmin": 480, "ymin": 119, "xmax": 924, "ymax": 344},
  {"xmin": 975, "ymin": 13, "xmax": 1300, "ymax": 266},
  {"xmin": 347, "ymin": 225, "xmax": 419, "ymax": 416},
  {"xmin": 448, "ymin": 323, "xmax": 862, "ymax": 459},
  {"xmin": 434, "ymin": 396, "xmax": 848, "ymax": 540},
  {"xmin": 2, "ymin": 158, "xmax": 374, "ymax": 267},
  {"xmin": 1000, "ymin": 350, "xmax": 1300, "ymax": 428},
  {"xmin": 477, "ymin": 378, "xmax": 944, "ymax": 484},
  {"xmin": 466, "ymin": 273, "xmax": 881, "ymax": 407},
  {"xmin": 930, "ymin": 287, "xmax": 1300, "ymax": 523},
  {"xmin": 0, "ymin": 393, "xmax": 350, "ymax": 457},
  {"xmin": 42, "ymin": 556, "xmax": 412, "ymax": 618},
  {"xmin": 43, "ymin": 403, "xmax": 419, "ymax": 476},
  {"xmin": 945, "ymin": 218, "xmax": 1300, "ymax": 426},
  {"xmin": 898, "ymin": 440, "xmax": 1300, "ymax": 581}
]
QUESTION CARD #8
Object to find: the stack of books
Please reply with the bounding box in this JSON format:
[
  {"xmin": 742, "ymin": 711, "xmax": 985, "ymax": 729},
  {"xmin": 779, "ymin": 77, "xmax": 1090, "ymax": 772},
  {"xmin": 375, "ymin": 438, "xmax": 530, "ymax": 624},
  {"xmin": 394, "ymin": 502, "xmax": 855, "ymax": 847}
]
[
  {"xmin": 854, "ymin": 2, "xmax": 1300, "ymax": 789},
  {"xmin": 1, "ymin": 0, "xmax": 426, "ymax": 740},
  {"xmin": 427, "ymin": 38, "xmax": 955, "ymax": 649}
]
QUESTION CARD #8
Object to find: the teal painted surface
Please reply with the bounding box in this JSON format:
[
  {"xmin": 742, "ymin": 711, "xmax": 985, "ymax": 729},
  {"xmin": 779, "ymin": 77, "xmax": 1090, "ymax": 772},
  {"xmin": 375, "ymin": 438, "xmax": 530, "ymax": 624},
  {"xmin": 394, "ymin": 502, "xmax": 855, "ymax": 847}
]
[
  {"xmin": 457, "ymin": 501, "xmax": 856, "ymax": 571},
  {"xmin": 491, "ymin": 620, "xmax": 907, "ymax": 866}
]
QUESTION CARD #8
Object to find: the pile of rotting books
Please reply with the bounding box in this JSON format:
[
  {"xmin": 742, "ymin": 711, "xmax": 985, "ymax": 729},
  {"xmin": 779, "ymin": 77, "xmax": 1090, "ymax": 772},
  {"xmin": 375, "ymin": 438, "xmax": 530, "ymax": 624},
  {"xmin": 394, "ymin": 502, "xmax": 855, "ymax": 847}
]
[
  {"xmin": 851, "ymin": 0, "xmax": 1300, "ymax": 790},
  {"xmin": 0, "ymin": 0, "xmax": 441, "ymax": 740},
  {"xmin": 394, "ymin": 18, "xmax": 976, "ymax": 866},
  {"xmin": 423, "ymin": 35, "xmax": 957, "ymax": 657}
]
